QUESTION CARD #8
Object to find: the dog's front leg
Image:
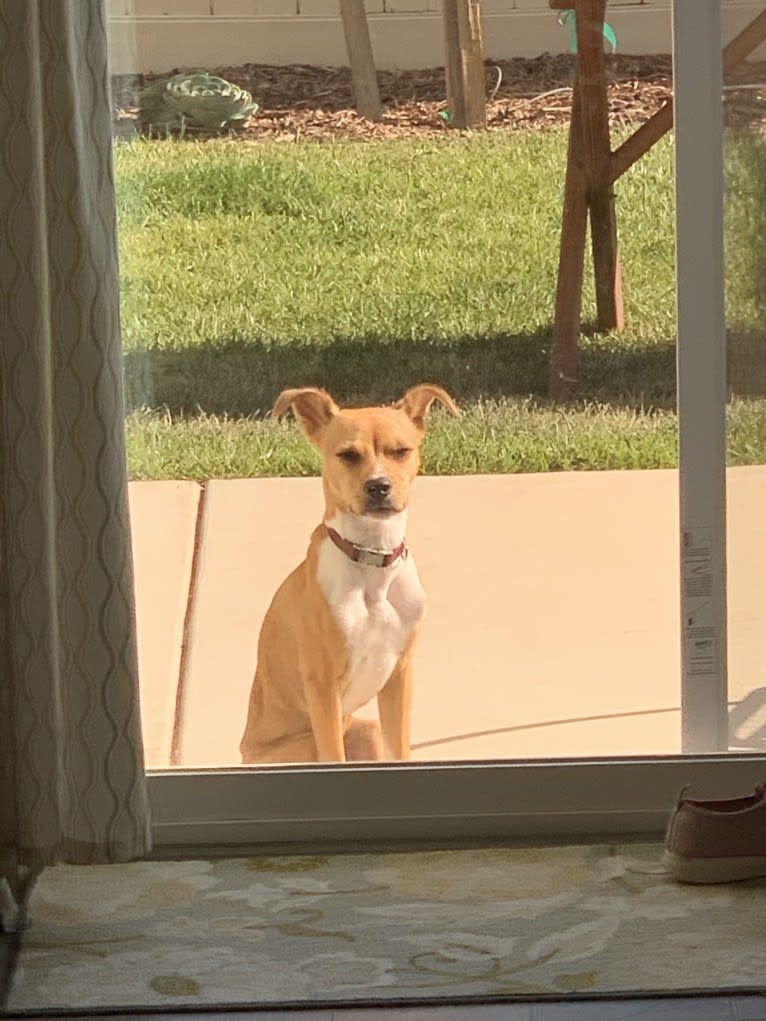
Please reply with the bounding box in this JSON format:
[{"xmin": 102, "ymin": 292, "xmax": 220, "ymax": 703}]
[
  {"xmin": 378, "ymin": 646, "xmax": 414, "ymax": 760},
  {"xmin": 303, "ymin": 673, "xmax": 346, "ymax": 762}
]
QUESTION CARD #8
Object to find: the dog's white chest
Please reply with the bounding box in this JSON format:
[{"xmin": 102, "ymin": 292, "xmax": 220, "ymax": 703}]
[{"xmin": 318, "ymin": 542, "xmax": 425, "ymax": 716}]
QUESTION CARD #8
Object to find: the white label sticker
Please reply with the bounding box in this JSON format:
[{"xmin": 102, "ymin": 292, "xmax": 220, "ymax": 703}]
[{"xmin": 681, "ymin": 527, "xmax": 719, "ymax": 676}]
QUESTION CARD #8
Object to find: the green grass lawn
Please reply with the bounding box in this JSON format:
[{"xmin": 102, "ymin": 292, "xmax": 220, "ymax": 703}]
[
  {"xmin": 116, "ymin": 129, "xmax": 766, "ymax": 479},
  {"xmin": 126, "ymin": 398, "xmax": 766, "ymax": 480}
]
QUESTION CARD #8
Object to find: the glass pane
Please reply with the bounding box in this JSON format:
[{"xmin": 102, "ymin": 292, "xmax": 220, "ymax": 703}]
[
  {"xmin": 109, "ymin": 2, "xmax": 697, "ymax": 771},
  {"xmin": 722, "ymin": 5, "xmax": 766, "ymax": 755}
]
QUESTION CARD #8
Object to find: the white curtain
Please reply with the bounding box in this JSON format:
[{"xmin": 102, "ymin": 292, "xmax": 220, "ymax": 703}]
[{"xmin": 0, "ymin": 0, "xmax": 151, "ymax": 906}]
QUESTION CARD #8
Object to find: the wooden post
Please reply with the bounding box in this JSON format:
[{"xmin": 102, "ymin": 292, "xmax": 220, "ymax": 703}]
[
  {"xmin": 443, "ymin": 0, "xmax": 486, "ymax": 129},
  {"xmin": 575, "ymin": 0, "xmax": 623, "ymax": 333},
  {"xmin": 339, "ymin": 0, "xmax": 382, "ymax": 122},
  {"xmin": 549, "ymin": 0, "xmax": 622, "ymax": 398},
  {"xmin": 550, "ymin": 78, "xmax": 588, "ymax": 400},
  {"xmin": 549, "ymin": 2, "xmax": 766, "ymax": 401}
]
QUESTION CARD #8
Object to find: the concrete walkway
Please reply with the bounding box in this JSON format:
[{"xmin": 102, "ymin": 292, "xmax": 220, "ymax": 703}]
[{"xmin": 129, "ymin": 467, "xmax": 766, "ymax": 769}]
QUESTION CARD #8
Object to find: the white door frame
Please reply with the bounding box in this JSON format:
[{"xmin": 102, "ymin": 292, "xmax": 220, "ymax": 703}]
[
  {"xmin": 673, "ymin": 0, "xmax": 729, "ymax": 754},
  {"xmin": 147, "ymin": 756, "xmax": 766, "ymax": 848}
]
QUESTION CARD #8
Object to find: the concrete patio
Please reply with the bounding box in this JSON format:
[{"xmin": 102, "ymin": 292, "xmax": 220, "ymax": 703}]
[{"xmin": 129, "ymin": 467, "xmax": 766, "ymax": 769}]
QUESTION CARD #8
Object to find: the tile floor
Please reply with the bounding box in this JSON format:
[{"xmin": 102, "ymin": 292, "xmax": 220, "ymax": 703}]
[{"xmin": 4, "ymin": 996, "xmax": 766, "ymax": 1020}]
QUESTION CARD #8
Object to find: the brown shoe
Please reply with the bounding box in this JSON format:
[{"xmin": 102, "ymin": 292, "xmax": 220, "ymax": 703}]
[{"xmin": 663, "ymin": 781, "xmax": 766, "ymax": 883}]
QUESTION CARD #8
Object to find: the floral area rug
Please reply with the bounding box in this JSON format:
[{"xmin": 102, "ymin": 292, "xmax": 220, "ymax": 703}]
[{"xmin": 8, "ymin": 843, "xmax": 766, "ymax": 1010}]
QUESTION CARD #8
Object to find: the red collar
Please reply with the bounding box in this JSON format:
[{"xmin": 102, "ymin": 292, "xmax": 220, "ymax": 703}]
[{"xmin": 324, "ymin": 524, "xmax": 408, "ymax": 568}]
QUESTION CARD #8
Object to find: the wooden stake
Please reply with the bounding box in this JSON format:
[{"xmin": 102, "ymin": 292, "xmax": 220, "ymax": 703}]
[
  {"xmin": 339, "ymin": 0, "xmax": 382, "ymax": 122},
  {"xmin": 549, "ymin": 2, "xmax": 766, "ymax": 400},
  {"xmin": 443, "ymin": 0, "xmax": 486, "ymax": 129},
  {"xmin": 575, "ymin": 0, "xmax": 623, "ymax": 332},
  {"xmin": 551, "ymin": 78, "xmax": 588, "ymax": 400}
]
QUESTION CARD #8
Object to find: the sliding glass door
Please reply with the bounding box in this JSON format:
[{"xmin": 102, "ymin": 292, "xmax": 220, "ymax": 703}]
[{"xmin": 104, "ymin": 0, "xmax": 766, "ymax": 847}]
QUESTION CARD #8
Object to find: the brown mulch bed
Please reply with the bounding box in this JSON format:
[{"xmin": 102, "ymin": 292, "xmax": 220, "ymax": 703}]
[{"xmin": 112, "ymin": 54, "xmax": 766, "ymax": 140}]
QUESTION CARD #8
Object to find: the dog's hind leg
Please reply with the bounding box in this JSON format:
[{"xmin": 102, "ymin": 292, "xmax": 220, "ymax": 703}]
[
  {"xmin": 343, "ymin": 718, "xmax": 384, "ymax": 761},
  {"xmin": 240, "ymin": 732, "xmax": 319, "ymax": 765}
]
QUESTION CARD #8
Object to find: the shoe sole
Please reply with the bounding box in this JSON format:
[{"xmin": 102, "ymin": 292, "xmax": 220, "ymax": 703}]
[{"xmin": 663, "ymin": 849, "xmax": 766, "ymax": 884}]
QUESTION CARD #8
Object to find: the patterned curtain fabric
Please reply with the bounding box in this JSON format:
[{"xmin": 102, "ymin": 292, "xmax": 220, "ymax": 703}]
[{"xmin": 0, "ymin": 0, "xmax": 151, "ymax": 884}]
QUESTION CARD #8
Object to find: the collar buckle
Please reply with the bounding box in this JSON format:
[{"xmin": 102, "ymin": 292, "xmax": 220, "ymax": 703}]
[{"xmin": 355, "ymin": 547, "xmax": 388, "ymax": 568}]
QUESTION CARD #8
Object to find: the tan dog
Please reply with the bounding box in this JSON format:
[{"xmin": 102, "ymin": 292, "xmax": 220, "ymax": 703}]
[{"xmin": 240, "ymin": 384, "xmax": 459, "ymax": 765}]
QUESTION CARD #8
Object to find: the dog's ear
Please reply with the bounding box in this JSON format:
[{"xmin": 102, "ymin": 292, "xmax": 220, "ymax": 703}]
[
  {"xmin": 396, "ymin": 384, "xmax": 460, "ymax": 430},
  {"xmin": 273, "ymin": 388, "xmax": 339, "ymax": 441}
]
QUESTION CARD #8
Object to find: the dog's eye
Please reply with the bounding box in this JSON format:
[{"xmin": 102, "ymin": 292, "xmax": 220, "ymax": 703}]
[
  {"xmin": 337, "ymin": 448, "xmax": 362, "ymax": 465},
  {"xmin": 389, "ymin": 447, "xmax": 412, "ymax": 461}
]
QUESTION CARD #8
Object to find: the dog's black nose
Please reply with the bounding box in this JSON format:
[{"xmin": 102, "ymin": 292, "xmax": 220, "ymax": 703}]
[{"xmin": 364, "ymin": 476, "xmax": 392, "ymax": 501}]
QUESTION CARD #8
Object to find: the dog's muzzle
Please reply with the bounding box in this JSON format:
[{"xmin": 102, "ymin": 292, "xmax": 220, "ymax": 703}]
[{"xmin": 364, "ymin": 475, "xmax": 394, "ymax": 513}]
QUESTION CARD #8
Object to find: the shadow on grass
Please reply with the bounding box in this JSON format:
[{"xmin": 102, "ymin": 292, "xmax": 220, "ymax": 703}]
[{"xmin": 123, "ymin": 326, "xmax": 679, "ymax": 416}]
